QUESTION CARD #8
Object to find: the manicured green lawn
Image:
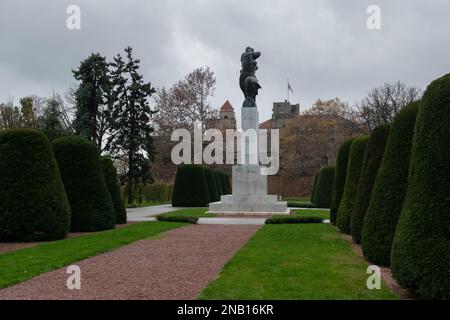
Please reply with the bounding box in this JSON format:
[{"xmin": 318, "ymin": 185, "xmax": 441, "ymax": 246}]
[
  {"xmin": 0, "ymin": 221, "xmax": 186, "ymax": 289},
  {"xmin": 294, "ymin": 209, "xmax": 330, "ymax": 220},
  {"xmin": 157, "ymin": 208, "xmax": 213, "ymax": 218},
  {"xmin": 199, "ymin": 224, "xmax": 397, "ymax": 300}
]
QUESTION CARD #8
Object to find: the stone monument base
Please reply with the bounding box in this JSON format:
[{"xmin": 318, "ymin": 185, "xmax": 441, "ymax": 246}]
[
  {"xmin": 207, "ymin": 195, "xmax": 289, "ymax": 216},
  {"xmin": 207, "ymin": 164, "xmax": 289, "ymax": 216}
]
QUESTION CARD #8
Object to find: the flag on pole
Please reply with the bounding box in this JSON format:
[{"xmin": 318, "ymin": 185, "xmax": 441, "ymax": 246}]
[{"xmin": 288, "ymin": 82, "xmax": 294, "ymax": 94}]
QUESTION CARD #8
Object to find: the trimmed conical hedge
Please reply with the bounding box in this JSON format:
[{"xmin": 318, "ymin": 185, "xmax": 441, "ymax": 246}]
[
  {"xmin": 330, "ymin": 138, "xmax": 355, "ymax": 224},
  {"xmin": 351, "ymin": 125, "xmax": 390, "ymax": 244},
  {"xmin": 336, "ymin": 136, "xmax": 368, "ymax": 234},
  {"xmin": 391, "ymin": 74, "xmax": 450, "ymax": 299},
  {"xmin": 219, "ymin": 172, "xmax": 232, "ymax": 194},
  {"xmin": 311, "ymin": 172, "xmax": 319, "ymax": 204},
  {"xmin": 172, "ymin": 164, "xmax": 210, "ymax": 207},
  {"xmin": 214, "ymin": 171, "xmax": 223, "ymax": 197},
  {"xmin": 205, "ymin": 168, "xmax": 219, "ymax": 202},
  {"xmin": 0, "ymin": 129, "xmax": 71, "ymax": 241},
  {"xmin": 361, "ymin": 102, "xmax": 419, "ymax": 266},
  {"xmin": 100, "ymin": 156, "xmax": 127, "ymax": 224},
  {"xmin": 314, "ymin": 166, "xmax": 335, "ymax": 208},
  {"xmin": 52, "ymin": 136, "xmax": 115, "ymax": 231}
]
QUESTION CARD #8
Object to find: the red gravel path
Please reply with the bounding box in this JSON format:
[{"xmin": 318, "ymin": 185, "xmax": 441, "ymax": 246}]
[{"xmin": 0, "ymin": 224, "xmax": 260, "ymax": 300}]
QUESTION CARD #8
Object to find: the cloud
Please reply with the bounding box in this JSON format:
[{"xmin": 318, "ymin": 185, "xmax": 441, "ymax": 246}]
[{"xmin": 1, "ymin": 0, "xmax": 450, "ymax": 122}]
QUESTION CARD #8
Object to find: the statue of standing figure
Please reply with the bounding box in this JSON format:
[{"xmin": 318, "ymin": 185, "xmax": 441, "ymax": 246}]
[{"xmin": 240, "ymin": 47, "xmax": 261, "ymax": 107}]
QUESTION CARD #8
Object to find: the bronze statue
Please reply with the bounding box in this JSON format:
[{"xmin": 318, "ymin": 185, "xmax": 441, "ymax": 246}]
[{"xmin": 240, "ymin": 47, "xmax": 261, "ymax": 107}]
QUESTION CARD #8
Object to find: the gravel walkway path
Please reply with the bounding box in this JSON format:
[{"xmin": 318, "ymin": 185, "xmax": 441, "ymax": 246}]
[{"xmin": 0, "ymin": 224, "xmax": 260, "ymax": 300}]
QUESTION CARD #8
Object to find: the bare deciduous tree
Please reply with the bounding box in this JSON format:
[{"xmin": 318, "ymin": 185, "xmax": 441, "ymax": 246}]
[
  {"xmin": 153, "ymin": 66, "xmax": 218, "ymax": 135},
  {"xmin": 356, "ymin": 81, "xmax": 422, "ymax": 131}
]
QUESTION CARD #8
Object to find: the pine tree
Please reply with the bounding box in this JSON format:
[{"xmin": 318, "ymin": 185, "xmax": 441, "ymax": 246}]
[
  {"xmin": 109, "ymin": 47, "xmax": 156, "ymax": 204},
  {"xmin": 73, "ymin": 53, "xmax": 112, "ymax": 152}
]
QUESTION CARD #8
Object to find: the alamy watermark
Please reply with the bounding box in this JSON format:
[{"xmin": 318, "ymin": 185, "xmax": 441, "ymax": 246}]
[
  {"xmin": 367, "ymin": 5, "xmax": 381, "ymax": 30},
  {"xmin": 366, "ymin": 265, "xmax": 381, "ymax": 290},
  {"xmin": 66, "ymin": 265, "xmax": 81, "ymax": 290},
  {"xmin": 66, "ymin": 5, "xmax": 81, "ymax": 30},
  {"xmin": 171, "ymin": 121, "xmax": 280, "ymax": 175}
]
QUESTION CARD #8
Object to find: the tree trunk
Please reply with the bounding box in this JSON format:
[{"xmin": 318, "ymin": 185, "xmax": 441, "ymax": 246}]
[{"xmin": 127, "ymin": 152, "xmax": 133, "ymax": 205}]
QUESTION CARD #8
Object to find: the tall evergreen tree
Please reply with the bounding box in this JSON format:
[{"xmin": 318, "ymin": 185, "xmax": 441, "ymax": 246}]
[
  {"xmin": 38, "ymin": 93, "xmax": 71, "ymax": 141},
  {"xmin": 109, "ymin": 47, "xmax": 156, "ymax": 204},
  {"xmin": 72, "ymin": 53, "xmax": 112, "ymax": 152}
]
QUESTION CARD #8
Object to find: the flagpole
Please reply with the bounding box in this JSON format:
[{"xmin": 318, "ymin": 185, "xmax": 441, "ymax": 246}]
[{"xmin": 287, "ymin": 78, "xmax": 289, "ymax": 102}]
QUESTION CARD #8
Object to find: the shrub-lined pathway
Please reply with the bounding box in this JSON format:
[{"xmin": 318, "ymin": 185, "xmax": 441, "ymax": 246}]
[{"xmin": 0, "ymin": 224, "xmax": 259, "ymax": 300}]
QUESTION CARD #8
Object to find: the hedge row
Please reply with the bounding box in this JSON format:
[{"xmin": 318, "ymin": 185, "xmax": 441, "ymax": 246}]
[
  {"xmin": 172, "ymin": 165, "xmax": 231, "ymax": 207},
  {"xmin": 362, "ymin": 103, "xmax": 419, "ymax": 266},
  {"xmin": 0, "ymin": 129, "xmax": 71, "ymax": 241},
  {"xmin": 0, "ymin": 132, "xmax": 126, "ymax": 241},
  {"xmin": 351, "ymin": 125, "xmax": 390, "ymax": 244},
  {"xmin": 331, "ymin": 73, "xmax": 450, "ymax": 299},
  {"xmin": 329, "ymin": 138, "xmax": 354, "ymax": 224},
  {"xmin": 314, "ymin": 166, "xmax": 335, "ymax": 208},
  {"xmin": 390, "ymin": 74, "xmax": 450, "ymax": 299},
  {"xmin": 52, "ymin": 136, "xmax": 115, "ymax": 232},
  {"xmin": 100, "ymin": 156, "xmax": 127, "ymax": 224},
  {"xmin": 310, "ymin": 172, "xmax": 319, "ymax": 204},
  {"xmin": 336, "ymin": 136, "xmax": 368, "ymax": 234}
]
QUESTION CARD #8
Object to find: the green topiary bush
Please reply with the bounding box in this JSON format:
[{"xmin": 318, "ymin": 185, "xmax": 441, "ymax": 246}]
[
  {"xmin": 311, "ymin": 172, "xmax": 319, "ymax": 204},
  {"xmin": 330, "ymin": 138, "xmax": 355, "ymax": 225},
  {"xmin": 156, "ymin": 215, "xmax": 198, "ymax": 224},
  {"xmin": 0, "ymin": 129, "xmax": 71, "ymax": 241},
  {"xmin": 219, "ymin": 172, "xmax": 232, "ymax": 195},
  {"xmin": 336, "ymin": 136, "xmax": 368, "ymax": 234},
  {"xmin": 204, "ymin": 168, "xmax": 219, "ymax": 202},
  {"xmin": 391, "ymin": 74, "xmax": 450, "ymax": 299},
  {"xmin": 214, "ymin": 171, "xmax": 223, "ymax": 197},
  {"xmin": 351, "ymin": 125, "xmax": 390, "ymax": 244},
  {"xmin": 265, "ymin": 216, "xmax": 324, "ymax": 224},
  {"xmin": 314, "ymin": 166, "xmax": 335, "ymax": 208},
  {"xmin": 100, "ymin": 156, "xmax": 127, "ymax": 224},
  {"xmin": 361, "ymin": 103, "xmax": 419, "ymax": 266},
  {"xmin": 172, "ymin": 165, "xmax": 210, "ymax": 207},
  {"xmin": 52, "ymin": 136, "xmax": 115, "ymax": 232}
]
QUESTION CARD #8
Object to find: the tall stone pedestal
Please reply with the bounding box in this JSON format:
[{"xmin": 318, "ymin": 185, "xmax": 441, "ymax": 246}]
[{"xmin": 208, "ymin": 106, "xmax": 288, "ymax": 216}]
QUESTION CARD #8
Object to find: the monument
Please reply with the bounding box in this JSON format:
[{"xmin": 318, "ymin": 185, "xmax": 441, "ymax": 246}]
[{"xmin": 208, "ymin": 47, "xmax": 289, "ymax": 215}]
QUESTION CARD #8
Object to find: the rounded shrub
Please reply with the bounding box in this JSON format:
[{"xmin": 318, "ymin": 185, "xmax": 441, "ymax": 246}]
[
  {"xmin": 330, "ymin": 138, "xmax": 355, "ymax": 224},
  {"xmin": 172, "ymin": 164, "xmax": 210, "ymax": 207},
  {"xmin": 361, "ymin": 103, "xmax": 419, "ymax": 266},
  {"xmin": 204, "ymin": 168, "xmax": 219, "ymax": 202},
  {"xmin": 0, "ymin": 129, "xmax": 71, "ymax": 241},
  {"xmin": 351, "ymin": 125, "xmax": 390, "ymax": 244},
  {"xmin": 52, "ymin": 136, "xmax": 115, "ymax": 232},
  {"xmin": 314, "ymin": 166, "xmax": 335, "ymax": 208},
  {"xmin": 336, "ymin": 136, "xmax": 368, "ymax": 234},
  {"xmin": 311, "ymin": 172, "xmax": 319, "ymax": 204},
  {"xmin": 391, "ymin": 74, "xmax": 450, "ymax": 299},
  {"xmin": 100, "ymin": 156, "xmax": 127, "ymax": 224}
]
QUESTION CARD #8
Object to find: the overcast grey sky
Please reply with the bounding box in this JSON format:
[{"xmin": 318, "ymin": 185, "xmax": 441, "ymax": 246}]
[{"xmin": 1, "ymin": 0, "xmax": 450, "ymax": 123}]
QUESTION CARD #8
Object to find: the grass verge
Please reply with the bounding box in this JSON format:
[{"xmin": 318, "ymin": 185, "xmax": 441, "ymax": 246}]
[
  {"xmin": 199, "ymin": 224, "xmax": 397, "ymax": 300},
  {"xmin": 294, "ymin": 209, "xmax": 330, "ymax": 220},
  {"xmin": 157, "ymin": 208, "xmax": 213, "ymax": 219},
  {"xmin": 0, "ymin": 221, "xmax": 186, "ymax": 289}
]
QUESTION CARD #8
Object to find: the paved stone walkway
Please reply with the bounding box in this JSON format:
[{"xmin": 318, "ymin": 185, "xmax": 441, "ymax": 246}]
[
  {"xmin": 0, "ymin": 224, "xmax": 260, "ymax": 300},
  {"xmin": 127, "ymin": 205, "xmax": 330, "ymax": 225}
]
